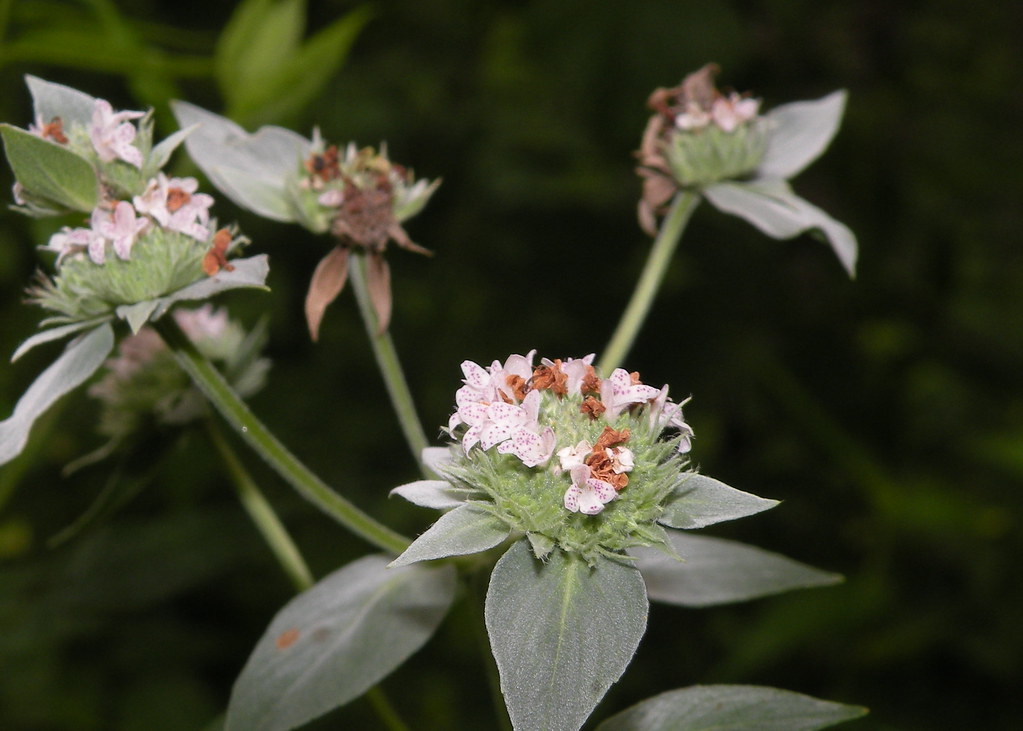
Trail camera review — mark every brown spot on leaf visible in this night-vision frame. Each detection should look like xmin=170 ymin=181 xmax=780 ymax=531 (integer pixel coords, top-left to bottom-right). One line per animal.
xmin=276 ymin=627 xmax=301 ymax=650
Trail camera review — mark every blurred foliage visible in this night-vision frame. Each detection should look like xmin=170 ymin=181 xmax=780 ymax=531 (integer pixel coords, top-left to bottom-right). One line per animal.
xmin=1 ymin=0 xmax=1022 ymax=729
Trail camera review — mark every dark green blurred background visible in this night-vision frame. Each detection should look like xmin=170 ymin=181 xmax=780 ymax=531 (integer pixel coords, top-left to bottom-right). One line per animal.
xmin=1 ymin=1 xmax=1020 ymax=729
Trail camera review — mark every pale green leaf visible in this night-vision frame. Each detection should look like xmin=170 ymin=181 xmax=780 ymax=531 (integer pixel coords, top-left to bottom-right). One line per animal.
xmin=148 ymin=255 xmax=271 ymax=321
xmin=116 ymin=301 xmax=161 ymax=334
xmin=632 ymin=533 xmax=842 ymax=608
xmin=486 ymin=540 xmax=648 ymax=731
xmin=389 ymin=479 xmax=472 ymax=510
xmin=226 ymin=554 xmax=456 ymax=731
xmin=758 ymin=90 xmax=848 ymax=180
xmin=389 ymin=503 xmax=509 ymax=567
xmin=11 ymin=316 xmax=112 ymax=362
xmin=25 ymin=74 xmax=97 ymax=128
xmin=595 ymin=685 xmax=867 ymax=731
xmin=1 ymin=124 xmax=99 ymax=212
xmin=171 ymin=101 xmax=310 ymax=221
xmin=703 ymin=180 xmax=857 ymax=276
xmin=658 ymin=473 xmax=778 ymax=530
xmin=0 ymin=324 xmax=114 ymax=466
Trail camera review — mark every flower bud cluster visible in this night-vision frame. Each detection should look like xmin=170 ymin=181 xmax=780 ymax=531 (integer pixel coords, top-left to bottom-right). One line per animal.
xmin=88 ymin=305 xmax=269 ymax=442
xmin=637 ymin=64 xmax=769 ymax=233
xmin=440 ymin=352 xmax=695 ymax=561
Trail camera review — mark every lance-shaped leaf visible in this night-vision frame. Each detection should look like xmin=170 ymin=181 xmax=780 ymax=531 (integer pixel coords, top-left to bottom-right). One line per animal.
xmin=595 ymin=685 xmax=867 ymax=731
xmin=226 ymin=554 xmax=456 ymax=731
xmin=486 ymin=540 xmax=648 ymax=731
xmin=632 ymin=532 xmax=841 ymax=607
xmin=703 ymin=178 xmax=857 ymax=276
xmin=11 ymin=317 xmax=113 ymax=362
xmin=658 ymin=473 xmax=778 ymax=530
xmin=149 ymin=254 xmax=271 ymax=321
xmin=389 ymin=503 xmax=510 ymax=567
xmin=26 ymin=74 xmax=97 ymax=128
xmin=0 ymin=323 xmax=114 ymax=466
xmin=171 ymin=101 xmax=310 ymax=221
xmin=390 ymin=479 xmax=473 ymax=510
xmin=758 ymin=90 xmax=848 ymax=180
xmin=1 ymin=124 xmax=99 ymax=212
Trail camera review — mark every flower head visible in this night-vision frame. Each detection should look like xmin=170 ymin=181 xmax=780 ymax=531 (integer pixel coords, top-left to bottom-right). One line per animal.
xmin=171 ymin=103 xmax=440 ymax=341
xmin=395 ymin=352 xmax=698 ymax=564
xmin=637 ymin=63 xmax=857 ymax=275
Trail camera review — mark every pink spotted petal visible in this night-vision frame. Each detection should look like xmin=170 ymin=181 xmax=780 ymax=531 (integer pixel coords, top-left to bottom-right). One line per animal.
xmin=563 ymin=485 xmax=582 ymax=512
xmin=461 ymin=360 xmax=490 ymax=389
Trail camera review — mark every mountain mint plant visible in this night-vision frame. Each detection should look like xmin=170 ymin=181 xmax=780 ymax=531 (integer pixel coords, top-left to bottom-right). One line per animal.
xmin=2 ymin=65 xmax=868 ymax=731
xmin=0 ymin=77 xmax=268 ymax=467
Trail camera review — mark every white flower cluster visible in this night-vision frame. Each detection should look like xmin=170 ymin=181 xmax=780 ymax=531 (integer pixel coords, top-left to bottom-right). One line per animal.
xmin=447 ymin=352 xmax=693 ymax=515
xmin=44 ymin=171 xmax=214 ymax=266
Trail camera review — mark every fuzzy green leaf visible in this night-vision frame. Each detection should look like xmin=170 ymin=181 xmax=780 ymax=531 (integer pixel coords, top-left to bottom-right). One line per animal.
xmin=595 ymin=685 xmax=867 ymax=731
xmin=1 ymin=124 xmax=98 ymax=212
xmin=658 ymin=473 xmax=778 ymax=530
xmin=171 ymin=101 xmax=309 ymax=221
xmin=703 ymin=179 xmax=857 ymax=276
xmin=633 ymin=533 xmax=842 ymax=608
xmin=486 ymin=540 xmax=648 ymax=731
xmin=0 ymin=324 xmax=114 ymax=466
xmin=148 ymin=254 xmax=271 ymax=322
xmin=226 ymin=554 xmax=456 ymax=731
xmin=758 ymin=90 xmax=848 ymax=180
xmin=11 ymin=317 xmax=112 ymax=362
xmin=389 ymin=479 xmax=473 ymax=510
xmin=389 ymin=503 xmax=509 ymax=567
xmin=25 ymin=74 xmax=96 ymax=128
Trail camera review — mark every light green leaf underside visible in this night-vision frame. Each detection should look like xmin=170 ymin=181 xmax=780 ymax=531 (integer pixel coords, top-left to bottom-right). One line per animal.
xmin=595 ymin=684 xmax=867 ymax=731
xmin=658 ymin=473 xmax=778 ymax=530
xmin=389 ymin=503 xmax=509 ymax=567
xmin=632 ymin=532 xmax=841 ymax=607
xmin=0 ymin=324 xmax=114 ymax=467
xmin=226 ymin=554 xmax=456 ymax=731
xmin=486 ymin=540 xmax=648 ymax=731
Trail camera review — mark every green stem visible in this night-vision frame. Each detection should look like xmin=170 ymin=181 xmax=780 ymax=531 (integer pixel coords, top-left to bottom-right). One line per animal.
xmin=206 ymin=419 xmax=314 ymax=592
xmin=597 ymin=191 xmax=700 ymax=374
xmin=154 ymin=317 xmax=409 ymax=555
xmin=348 ymin=253 xmax=431 ymax=472
xmin=365 ymin=687 xmax=412 ymax=731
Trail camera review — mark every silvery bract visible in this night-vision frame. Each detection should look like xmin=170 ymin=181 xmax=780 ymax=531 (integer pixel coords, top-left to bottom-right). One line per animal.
xmin=638 ymin=64 xmax=857 ymax=275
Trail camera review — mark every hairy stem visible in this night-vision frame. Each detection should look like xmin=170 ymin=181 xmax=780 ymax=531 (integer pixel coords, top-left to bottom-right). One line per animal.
xmin=348 ymin=253 xmax=431 ymax=472
xmin=155 ymin=317 xmax=409 ymax=555
xmin=598 ymin=191 xmax=700 ymax=373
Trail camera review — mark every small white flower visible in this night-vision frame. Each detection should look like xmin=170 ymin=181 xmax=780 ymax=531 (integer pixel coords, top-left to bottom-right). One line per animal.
xmin=607 ymin=446 xmax=635 ymax=474
xmin=600 ymin=368 xmax=661 ymax=420
xmin=92 ymin=201 xmax=148 ymax=260
xmin=563 ymin=464 xmax=616 ymax=515
xmin=133 ymin=174 xmax=214 ymax=241
xmin=90 ymin=99 xmax=144 ymax=168
xmin=46 ymin=225 xmax=106 ymax=265
xmin=557 ymin=440 xmax=592 ymax=472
